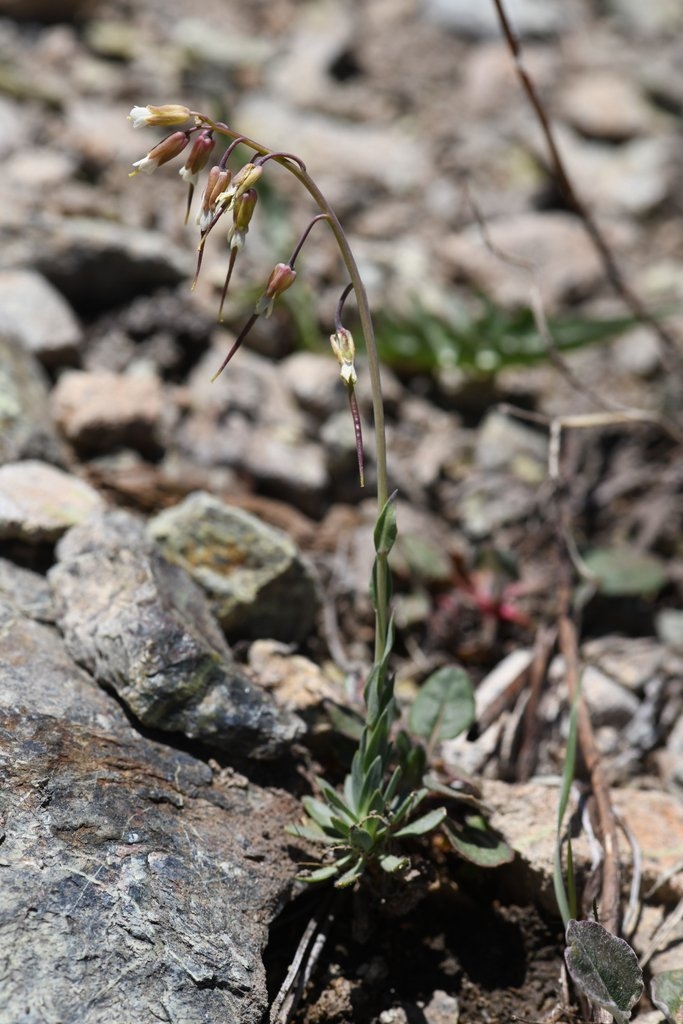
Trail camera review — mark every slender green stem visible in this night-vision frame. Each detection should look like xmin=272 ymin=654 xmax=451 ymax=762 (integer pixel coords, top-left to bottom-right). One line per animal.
xmin=198 ymin=117 xmax=390 ymax=658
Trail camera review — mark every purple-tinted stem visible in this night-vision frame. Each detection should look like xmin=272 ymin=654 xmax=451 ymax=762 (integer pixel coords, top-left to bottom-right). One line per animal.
xmin=211 ymin=312 xmax=259 ymax=382
xmin=348 ymin=385 xmax=365 ymax=488
xmin=218 ymin=248 xmax=238 ymax=322
xmin=335 ymin=282 xmax=353 ymax=333
xmin=288 ymin=214 xmax=330 ymax=269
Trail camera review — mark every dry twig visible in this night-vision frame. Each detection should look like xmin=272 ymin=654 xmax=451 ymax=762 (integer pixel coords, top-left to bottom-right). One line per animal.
xmin=491 ymin=0 xmax=683 ymax=378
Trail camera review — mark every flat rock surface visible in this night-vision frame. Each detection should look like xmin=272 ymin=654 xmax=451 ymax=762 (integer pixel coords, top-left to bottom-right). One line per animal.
xmin=0 ymin=708 xmax=299 ymax=1024
xmin=0 ymin=460 xmax=104 ymax=542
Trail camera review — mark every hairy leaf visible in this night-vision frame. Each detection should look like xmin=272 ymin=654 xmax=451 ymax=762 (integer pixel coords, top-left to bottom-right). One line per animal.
xmin=651 ymin=969 xmax=683 ymax=1024
xmin=564 ymin=919 xmax=643 ymax=1024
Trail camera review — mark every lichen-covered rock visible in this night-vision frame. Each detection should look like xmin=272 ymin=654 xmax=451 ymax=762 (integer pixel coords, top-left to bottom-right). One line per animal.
xmin=149 ymin=492 xmax=320 ymax=643
xmin=0 ymin=708 xmax=299 ymax=1024
xmin=49 ymin=509 xmax=302 ymax=757
xmin=0 ymin=460 xmax=104 ymax=542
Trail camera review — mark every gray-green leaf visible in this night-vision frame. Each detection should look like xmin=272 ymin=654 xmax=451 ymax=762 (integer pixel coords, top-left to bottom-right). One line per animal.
xmin=564 ymin=919 xmax=644 ymax=1024
xmin=651 ymin=969 xmax=683 ymax=1024
xmin=409 ymin=666 xmax=475 ymax=744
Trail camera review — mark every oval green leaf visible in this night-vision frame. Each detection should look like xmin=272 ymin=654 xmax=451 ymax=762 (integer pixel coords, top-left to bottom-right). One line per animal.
xmin=409 ymin=666 xmax=475 ymax=744
xmin=564 ymin=919 xmax=643 ymax=1024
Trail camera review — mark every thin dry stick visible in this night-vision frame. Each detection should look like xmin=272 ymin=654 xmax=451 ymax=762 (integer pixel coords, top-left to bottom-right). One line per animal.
xmin=491 ymin=0 xmax=683 ymax=376
xmin=516 ymin=623 xmax=556 ymax=782
xmin=558 ymin=599 xmax=621 ymax=939
xmin=270 ymin=899 xmax=335 ymax=1024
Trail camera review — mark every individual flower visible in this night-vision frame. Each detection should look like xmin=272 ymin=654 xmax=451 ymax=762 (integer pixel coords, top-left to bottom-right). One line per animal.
xmin=196 ymin=166 xmax=232 ymax=232
xmin=227 ymin=188 xmax=258 ymax=251
xmin=128 ymin=104 xmax=191 ymax=128
xmin=179 ymin=130 xmax=215 ymax=186
xmin=329 ymin=326 xmax=358 ymax=386
xmin=255 ymin=262 xmax=297 ymax=318
xmin=130 ymin=131 xmax=190 ymax=176
xmin=216 ymin=162 xmax=263 ymax=211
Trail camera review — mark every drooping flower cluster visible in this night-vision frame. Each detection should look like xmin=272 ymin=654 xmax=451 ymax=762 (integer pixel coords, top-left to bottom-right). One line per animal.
xmin=128 ymin=103 xmax=364 ymax=484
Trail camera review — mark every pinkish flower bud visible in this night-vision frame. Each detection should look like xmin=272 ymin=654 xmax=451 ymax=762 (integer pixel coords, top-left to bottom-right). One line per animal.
xmin=130 ymin=130 xmax=189 ymax=176
xmin=227 ymin=188 xmax=258 ymax=251
xmin=329 ymin=326 xmax=358 ymax=386
xmin=255 ymin=262 xmax=297 ymax=318
xmin=179 ymin=130 xmax=215 ymax=185
xmin=196 ymin=166 xmax=232 ymax=231
xmin=128 ymin=104 xmax=192 ymax=128
xmin=217 ymin=162 xmax=263 ymax=211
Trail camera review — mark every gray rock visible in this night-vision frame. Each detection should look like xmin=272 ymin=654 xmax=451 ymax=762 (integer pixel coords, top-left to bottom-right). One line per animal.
xmin=560 ymin=73 xmax=653 ymax=142
xmin=34 ymin=218 xmax=192 ymax=314
xmin=604 ymin=0 xmax=683 ymax=35
xmin=580 ymin=664 xmax=640 ymax=728
xmin=280 ymin=351 xmax=346 ymax=419
xmin=0 ymin=460 xmax=104 ymax=542
xmin=0 ymin=333 xmax=67 ymax=466
xmin=0 ymin=707 xmax=299 ymax=1024
xmin=236 ymin=94 xmax=431 ymax=202
xmin=51 ymin=369 xmax=167 ymax=457
xmin=0 ymin=558 xmax=54 ymax=621
xmin=149 ymin=492 xmax=320 ymax=644
xmin=49 ymin=510 xmax=302 ymax=758
xmin=475 ymin=409 xmax=548 ymax=476
xmin=0 ymin=269 xmax=82 ymax=367
xmin=438 ymin=212 xmax=604 ymax=311
xmin=0 ymin=596 xmax=129 ymax=734
xmin=549 ymin=130 xmax=680 ymax=218
xmin=420 ymin=0 xmax=580 ymax=38
xmin=241 ymin=427 xmax=329 ymax=518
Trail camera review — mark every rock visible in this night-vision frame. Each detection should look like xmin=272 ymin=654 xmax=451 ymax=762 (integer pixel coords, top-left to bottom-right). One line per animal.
xmin=555 ymin=130 xmax=679 ymax=217
xmin=280 ymin=351 xmax=346 ymax=419
xmin=420 ymin=0 xmax=581 ymax=38
xmin=560 ymin=73 xmax=653 ymax=142
xmin=475 ymin=409 xmax=547 ymax=477
xmin=0 ymin=269 xmax=82 ymax=366
xmin=0 ymin=0 xmax=96 ymax=19
xmin=0 ymin=707 xmax=299 ymax=1024
xmin=149 ymin=492 xmax=320 ymax=644
xmin=236 ymin=94 xmax=431 ymax=202
xmin=482 ymin=780 xmax=683 ymax=912
xmin=422 ymin=990 xmax=460 ymax=1024
xmin=34 ymin=218 xmax=192 ymax=315
xmin=613 ymin=327 xmax=662 ymax=378
xmin=52 ymin=369 xmax=166 ymax=457
xmin=0 ymin=461 xmax=104 ymax=543
xmin=581 ymin=636 xmax=668 ymax=692
xmin=0 ymin=596 xmax=129 ymax=734
xmin=579 ymin=664 xmax=640 ymax=728
xmin=248 ymin=639 xmax=339 ymax=711
xmin=604 ymin=0 xmax=683 ymax=35
xmin=656 ymin=608 xmax=683 ymax=651
xmin=0 ymin=333 xmax=67 ymax=467
xmin=438 ymin=212 xmax=604 ymax=310
xmin=49 ymin=510 xmax=303 ymax=757
xmin=0 ymin=558 xmax=54 ymax=621
xmin=172 ymin=17 xmax=275 ymax=73
xmin=240 ymin=426 xmax=330 ymax=518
